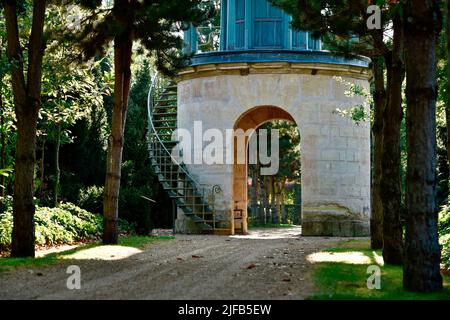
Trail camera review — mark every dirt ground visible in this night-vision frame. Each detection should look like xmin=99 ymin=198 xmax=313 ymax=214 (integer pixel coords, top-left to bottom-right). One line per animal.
xmin=0 ymin=227 xmax=355 ymax=300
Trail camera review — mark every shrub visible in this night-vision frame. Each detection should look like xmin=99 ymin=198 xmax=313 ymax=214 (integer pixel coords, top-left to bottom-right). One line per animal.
xmin=0 ymin=195 xmax=13 ymax=213
xmin=77 ymin=185 xmax=104 ymax=215
xmin=0 ymin=213 xmax=13 ymax=252
xmin=0 ymin=203 xmax=103 ymax=253
xmin=439 ymin=205 xmax=450 ymax=269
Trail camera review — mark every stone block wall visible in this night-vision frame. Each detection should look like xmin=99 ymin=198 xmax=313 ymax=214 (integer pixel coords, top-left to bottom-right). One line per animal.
xmin=175 ymin=62 xmax=371 ymax=236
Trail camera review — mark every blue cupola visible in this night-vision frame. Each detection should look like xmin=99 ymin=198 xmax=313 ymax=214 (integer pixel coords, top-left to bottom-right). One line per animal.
xmin=184 ymin=0 xmax=321 ymax=54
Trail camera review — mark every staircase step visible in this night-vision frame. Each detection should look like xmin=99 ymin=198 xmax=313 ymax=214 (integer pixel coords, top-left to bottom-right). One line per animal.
xmin=154 ymin=107 xmax=177 ymax=111
xmin=160 ymin=89 xmax=177 ymax=94
xmin=162 ymin=140 xmax=179 ymax=146
xmin=156 ymin=99 xmax=177 ymax=104
xmin=152 ymin=112 xmax=178 ymax=117
xmin=150 ymin=154 xmax=177 ymax=159
xmin=157 ymin=97 xmax=177 ymax=102
xmin=152 ymin=167 xmax=184 ymax=174
xmin=150 ymin=138 xmax=175 ymax=143
xmin=153 ymin=133 xmax=176 ymax=137
xmin=163 ymin=186 xmax=198 ymax=192
xmin=152 ymin=119 xmax=177 ymax=123
xmin=154 ymin=126 xmax=177 ymax=130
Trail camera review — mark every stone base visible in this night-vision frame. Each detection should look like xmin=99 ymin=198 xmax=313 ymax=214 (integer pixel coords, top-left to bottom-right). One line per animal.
xmin=302 ymin=220 xmax=370 ymax=237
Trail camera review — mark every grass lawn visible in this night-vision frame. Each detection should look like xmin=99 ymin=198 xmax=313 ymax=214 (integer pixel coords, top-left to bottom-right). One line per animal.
xmin=0 ymin=235 xmax=174 ymax=273
xmin=312 ymin=240 xmax=450 ymax=300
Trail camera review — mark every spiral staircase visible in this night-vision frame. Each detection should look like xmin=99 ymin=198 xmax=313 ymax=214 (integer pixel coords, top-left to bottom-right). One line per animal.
xmin=147 ymin=77 xmax=231 ymax=235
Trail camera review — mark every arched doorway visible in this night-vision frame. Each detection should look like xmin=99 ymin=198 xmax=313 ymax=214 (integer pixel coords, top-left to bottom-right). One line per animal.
xmin=232 ymin=106 xmax=299 ymax=235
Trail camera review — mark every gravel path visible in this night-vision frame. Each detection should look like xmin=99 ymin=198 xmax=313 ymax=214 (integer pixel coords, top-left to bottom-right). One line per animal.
xmin=0 ymin=227 xmax=351 ymax=300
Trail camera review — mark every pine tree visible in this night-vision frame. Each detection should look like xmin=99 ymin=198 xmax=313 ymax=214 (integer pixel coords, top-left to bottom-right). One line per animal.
xmin=403 ymin=0 xmax=443 ymax=293
xmin=271 ymin=0 xmax=404 ymax=262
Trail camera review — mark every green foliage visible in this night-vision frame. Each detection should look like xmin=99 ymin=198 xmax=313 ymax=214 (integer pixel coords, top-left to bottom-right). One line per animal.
xmin=73 ymin=0 xmax=215 ymax=75
xmin=333 ymin=76 xmax=372 ymax=124
xmin=0 ymin=168 xmax=12 ymax=189
xmin=439 ymin=205 xmax=450 ymax=269
xmin=248 ymin=120 xmax=301 ymax=225
xmin=257 ymin=120 xmax=301 ymax=182
xmin=196 ymin=0 xmax=221 ymax=53
xmin=0 ymin=203 xmax=103 ymax=252
xmin=58 ymin=83 xmax=110 ymax=203
xmin=78 ymin=185 xmax=104 ymax=215
xmin=436 ymin=43 xmax=450 ymax=206
xmin=0 ymin=19 xmax=16 ymax=197
xmin=0 ymin=212 xmax=13 ymax=253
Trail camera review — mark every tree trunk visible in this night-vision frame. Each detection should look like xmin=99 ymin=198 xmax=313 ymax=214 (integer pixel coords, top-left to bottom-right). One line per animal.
xmin=259 ymin=176 xmax=269 ymax=224
xmin=250 ymin=166 xmax=258 ymax=223
xmin=53 ymin=123 xmax=61 ymax=208
xmin=269 ymin=176 xmax=277 ymax=224
xmin=5 ymin=0 xmax=46 ymax=258
xmin=281 ymin=195 xmax=286 ymax=225
xmin=295 ymin=184 xmax=301 ymax=225
xmin=280 ymin=179 xmax=287 ymax=224
xmin=403 ymin=0 xmax=443 ymax=292
xmin=380 ymin=14 xmax=405 ymax=265
xmin=371 ymin=55 xmax=385 ymax=250
xmin=256 ymin=164 xmax=264 ymax=225
xmin=103 ymin=3 xmax=133 ymax=244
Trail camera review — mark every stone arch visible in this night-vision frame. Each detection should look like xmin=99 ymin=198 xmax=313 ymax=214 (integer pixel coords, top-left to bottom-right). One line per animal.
xmin=232 ymin=105 xmax=299 ymax=235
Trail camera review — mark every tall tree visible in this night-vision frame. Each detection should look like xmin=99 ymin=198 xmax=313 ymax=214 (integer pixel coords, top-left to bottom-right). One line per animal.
xmin=3 ymin=0 xmax=47 ymax=257
xmin=379 ymin=9 xmax=405 ymax=264
xmin=371 ymin=53 xmax=385 ymax=250
xmin=403 ymin=0 xmax=443 ymax=292
xmin=271 ymin=0 xmax=404 ymax=258
xmin=75 ymin=0 xmax=212 ymax=244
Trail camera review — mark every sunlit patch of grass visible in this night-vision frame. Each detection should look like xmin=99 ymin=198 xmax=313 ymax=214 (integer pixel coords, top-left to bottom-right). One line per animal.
xmin=0 ymin=236 xmax=173 ymax=272
xmin=307 ymin=251 xmax=372 ymax=265
xmin=312 ymin=240 xmax=450 ymax=300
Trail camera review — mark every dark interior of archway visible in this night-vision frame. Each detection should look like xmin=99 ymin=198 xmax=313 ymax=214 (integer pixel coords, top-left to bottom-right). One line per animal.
xmin=232 ymin=106 xmax=301 ymax=234
xmin=247 ymin=120 xmax=301 ymax=227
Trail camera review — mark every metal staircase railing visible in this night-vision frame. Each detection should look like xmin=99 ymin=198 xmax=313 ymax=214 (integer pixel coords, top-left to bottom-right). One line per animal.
xmin=147 ymin=75 xmax=230 ymax=234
